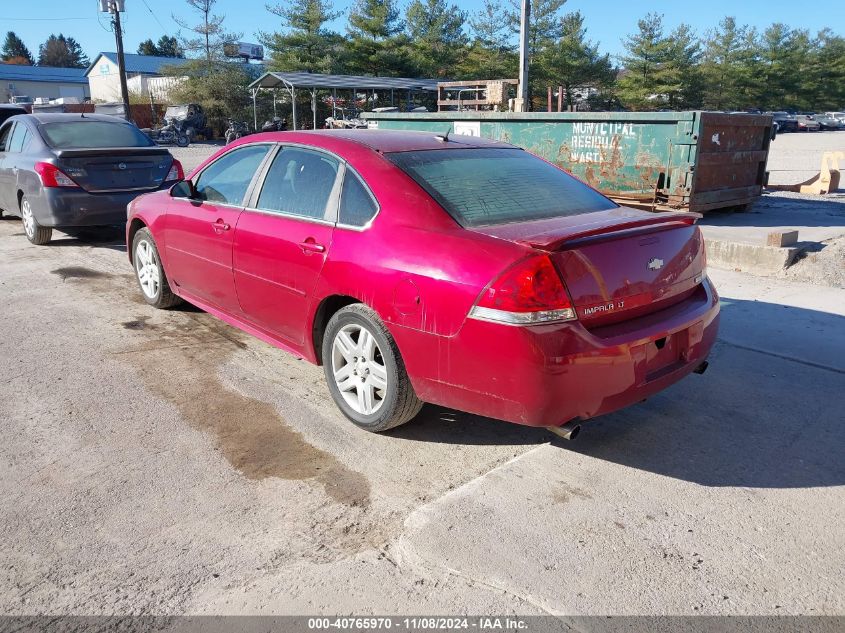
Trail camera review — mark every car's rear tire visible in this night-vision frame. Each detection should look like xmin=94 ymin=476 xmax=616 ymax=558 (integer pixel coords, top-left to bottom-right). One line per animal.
xmin=20 ymin=196 xmax=52 ymax=245
xmin=322 ymin=304 xmax=423 ymax=432
xmin=132 ymin=228 xmax=182 ymax=309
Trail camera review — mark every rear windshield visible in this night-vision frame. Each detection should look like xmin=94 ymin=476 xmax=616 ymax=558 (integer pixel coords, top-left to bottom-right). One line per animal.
xmin=39 ymin=121 xmax=155 ymax=149
xmin=387 ymin=148 xmax=615 ymax=227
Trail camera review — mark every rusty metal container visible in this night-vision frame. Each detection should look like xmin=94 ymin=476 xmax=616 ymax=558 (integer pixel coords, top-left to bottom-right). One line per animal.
xmin=362 ymin=110 xmax=773 ymax=213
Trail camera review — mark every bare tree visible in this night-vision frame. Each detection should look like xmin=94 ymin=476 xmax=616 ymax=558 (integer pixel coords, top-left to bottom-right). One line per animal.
xmin=173 ymin=0 xmax=241 ymax=64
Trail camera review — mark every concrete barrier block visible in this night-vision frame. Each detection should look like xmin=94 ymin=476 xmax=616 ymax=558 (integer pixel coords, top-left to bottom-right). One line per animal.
xmin=766 ymin=230 xmax=799 ymax=247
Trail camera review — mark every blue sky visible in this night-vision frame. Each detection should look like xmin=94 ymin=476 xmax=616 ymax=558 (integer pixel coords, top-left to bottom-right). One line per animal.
xmin=2 ymin=0 xmax=843 ymax=63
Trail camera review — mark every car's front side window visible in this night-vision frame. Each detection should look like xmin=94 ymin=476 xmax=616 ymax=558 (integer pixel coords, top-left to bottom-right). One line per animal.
xmin=193 ymin=144 xmax=271 ymax=205
xmin=255 ymin=147 xmax=340 ymax=221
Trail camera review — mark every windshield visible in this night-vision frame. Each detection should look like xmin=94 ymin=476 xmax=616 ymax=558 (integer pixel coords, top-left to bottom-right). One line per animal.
xmin=166 ymin=106 xmax=188 ymax=118
xmin=40 ymin=121 xmax=155 ymax=149
xmin=386 ymin=147 xmax=615 ymax=227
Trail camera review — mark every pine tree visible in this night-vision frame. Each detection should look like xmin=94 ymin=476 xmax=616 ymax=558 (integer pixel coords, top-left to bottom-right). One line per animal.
xmin=538 ymin=12 xmax=614 ymax=109
xmin=405 ymin=0 xmax=467 ymax=78
xmin=460 ymin=0 xmax=517 ymax=80
xmin=37 ymin=34 xmax=89 ymax=68
xmin=156 ymin=36 xmax=184 ymax=58
xmin=138 ymin=39 xmax=160 ymax=56
xmin=700 ymin=17 xmax=757 ymax=111
xmin=617 ymin=13 xmax=699 ymax=110
xmin=2 ymin=32 xmax=34 ymax=65
xmin=345 ymin=0 xmax=404 ymax=76
xmin=260 ymin=0 xmax=342 ymax=73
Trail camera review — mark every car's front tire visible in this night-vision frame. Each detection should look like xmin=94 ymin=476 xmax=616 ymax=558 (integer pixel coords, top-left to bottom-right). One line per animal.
xmin=20 ymin=195 xmax=52 ymax=245
xmin=132 ymin=228 xmax=182 ymax=309
xmin=322 ymin=304 xmax=423 ymax=432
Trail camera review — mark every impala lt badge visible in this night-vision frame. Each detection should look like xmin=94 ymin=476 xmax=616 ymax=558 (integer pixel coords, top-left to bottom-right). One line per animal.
xmin=648 ymin=257 xmax=664 ymax=271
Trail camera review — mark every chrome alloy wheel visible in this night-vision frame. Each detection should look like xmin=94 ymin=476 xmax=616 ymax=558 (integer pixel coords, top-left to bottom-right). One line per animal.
xmin=331 ymin=323 xmax=388 ymax=415
xmin=134 ymin=239 xmax=161 ymax=299
xmin=20 ymin=198 xmax=35 ymax=240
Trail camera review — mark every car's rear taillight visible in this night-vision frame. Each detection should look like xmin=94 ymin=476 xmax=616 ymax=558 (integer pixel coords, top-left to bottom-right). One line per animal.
xmin=469 ymin=255 xmax=577 ymax=325
xmin=165 ymin=159 xmax=184 ymax=182
xmin=34 ymin=162 xmax=79 ymax=188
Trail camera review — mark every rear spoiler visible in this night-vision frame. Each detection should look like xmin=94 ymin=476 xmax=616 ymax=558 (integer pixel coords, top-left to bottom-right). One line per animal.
xmin=523 ymin=212 xmax=701 ymax=251
xmin=54 ymin=146 xmax=171 ymax=158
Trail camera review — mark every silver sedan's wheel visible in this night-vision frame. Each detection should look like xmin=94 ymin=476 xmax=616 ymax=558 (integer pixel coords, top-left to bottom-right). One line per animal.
xmin=332 ymin=323 xmax=388 ymax=415
xmin=21 ymin=199 xmax=35 ymax=239
xmin=134 ymin=238 xmax=161 ymax=300
xmin=20 ymin=196 xmax=52 ymax=245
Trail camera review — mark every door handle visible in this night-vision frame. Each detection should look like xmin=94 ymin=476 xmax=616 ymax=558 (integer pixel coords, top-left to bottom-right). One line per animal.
xmin=298 ymin=239 xmax=326 ymax=254
xmin=212 ymin=219 xmax=230 ymax=233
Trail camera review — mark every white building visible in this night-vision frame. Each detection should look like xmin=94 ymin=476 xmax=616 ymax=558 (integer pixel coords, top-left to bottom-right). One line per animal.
xmin=86 ymin=52 xmax=190 ymax=102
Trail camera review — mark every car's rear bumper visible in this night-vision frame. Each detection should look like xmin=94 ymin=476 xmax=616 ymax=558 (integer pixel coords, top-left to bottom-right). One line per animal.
xmin=29 ymin=185 xmax=171 ymax=228
xmin=396 ymin=279 xmax=720 ymax=427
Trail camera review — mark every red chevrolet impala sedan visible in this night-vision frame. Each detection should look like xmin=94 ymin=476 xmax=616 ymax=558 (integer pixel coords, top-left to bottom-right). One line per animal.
xmin=126 ymin=130 xmax=719 ymax=435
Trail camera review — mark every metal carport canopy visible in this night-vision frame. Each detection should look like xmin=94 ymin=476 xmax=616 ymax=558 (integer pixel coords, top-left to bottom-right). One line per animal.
xmin=248 ymin=71 xmax=439 ymax=130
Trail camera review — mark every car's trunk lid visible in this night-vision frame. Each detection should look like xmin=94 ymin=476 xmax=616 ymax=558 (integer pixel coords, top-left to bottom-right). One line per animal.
xmin=55 ymin=147 xmax=173 ymax=193
xmin=470 ymin=207 xmax=706 ymax=327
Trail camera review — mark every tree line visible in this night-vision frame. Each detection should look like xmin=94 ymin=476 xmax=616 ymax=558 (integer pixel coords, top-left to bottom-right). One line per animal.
xmin=3 ymin=0 xmax=844 ymax=112
xmin=2 ymin=32 xmax=89 ymax=69
xmin=255 ymin=0 xmax=845 ymax=112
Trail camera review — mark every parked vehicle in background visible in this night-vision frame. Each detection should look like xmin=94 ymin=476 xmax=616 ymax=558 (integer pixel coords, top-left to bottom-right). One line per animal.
xmin=224 ymin=118 xmax=251 ymax=145
xmin=826 ymin=112 xmax=845 ymax=124
xmin=770 ymin=112 xmax=798 ymax=132
xmin=813 ymin=114 xmax=843 ymax=130
xmin=0 ymin=113 xmax=182 ymax=245
xmin=796 ymin=115 xmax=821 ymax=132
xmin=261 ymin=117 xmax=287 ymax=132
xmin=162 ymin=104 xmax=211 ymax=141
xmin=144 ymin=115 xmax=190 ymax=147
xmin=0 ymin=105 xmax=27 ymax=126
xmin=126 ymin=130 xmax=718 ymax=435
xmin=142 ymin=104 xmax=212 ymax=146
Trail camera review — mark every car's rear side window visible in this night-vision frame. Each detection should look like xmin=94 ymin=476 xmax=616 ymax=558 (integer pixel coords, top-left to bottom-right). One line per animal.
xmin=8 ymin=123 xmax=30 ymax=153
xmin=338 ymin=170 xmax=378 ymax=227
xmin=40 ymin=121 xmax=155 ymax=149
xmin=386 ymin=148 xmax=615 ymax=227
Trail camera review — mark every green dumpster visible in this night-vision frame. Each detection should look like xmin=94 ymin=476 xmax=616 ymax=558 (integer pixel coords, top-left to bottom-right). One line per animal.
xmin=361 ymin=111 xmax=773 ymax=213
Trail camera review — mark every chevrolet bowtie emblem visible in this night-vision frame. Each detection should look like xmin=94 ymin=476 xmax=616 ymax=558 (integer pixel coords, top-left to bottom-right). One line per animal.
xmin=647 ymin=257 xmax=664 ymax=271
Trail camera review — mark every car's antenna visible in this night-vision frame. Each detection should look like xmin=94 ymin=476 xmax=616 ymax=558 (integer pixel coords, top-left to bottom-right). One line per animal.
xmin=435 ymin=127 xmax=451 ymax=143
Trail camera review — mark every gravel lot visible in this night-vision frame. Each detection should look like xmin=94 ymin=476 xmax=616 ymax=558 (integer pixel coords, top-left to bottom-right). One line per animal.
xmin=0 ymin=133 xmax=842 ymax=620
xmin=766 ymin=129 xmax=845 ymax=186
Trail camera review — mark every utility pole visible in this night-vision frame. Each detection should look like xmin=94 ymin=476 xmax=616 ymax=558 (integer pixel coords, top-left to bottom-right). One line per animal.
xmin=517 ymin=0 xmax=531 ymax=112
xmin=101 ymin=0 xmax=132 ymax=123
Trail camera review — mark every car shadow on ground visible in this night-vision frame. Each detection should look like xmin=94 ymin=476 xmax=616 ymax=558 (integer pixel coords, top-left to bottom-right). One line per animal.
xmin=393 ymin=298 xmax=845 ymax=490
xmin=48 ymin=226 xmax=127 ymax=252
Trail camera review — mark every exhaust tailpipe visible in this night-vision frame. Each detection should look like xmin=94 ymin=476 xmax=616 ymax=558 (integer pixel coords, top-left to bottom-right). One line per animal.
xmin=547 ymin=420 xmax=581 ymax=441
xmin=693 ymin=361 xmax=709 ymax=375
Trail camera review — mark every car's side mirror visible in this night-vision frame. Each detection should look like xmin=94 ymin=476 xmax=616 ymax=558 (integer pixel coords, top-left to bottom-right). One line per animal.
xmin=170 ymin=179 xmax=195 ymax=199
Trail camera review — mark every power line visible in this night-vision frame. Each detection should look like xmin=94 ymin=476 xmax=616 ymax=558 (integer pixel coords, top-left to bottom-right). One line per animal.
xmin=138 ymin=0 xmax=170 ymax=35
xmin=0 ymin=17 xmax=91 ymax=21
